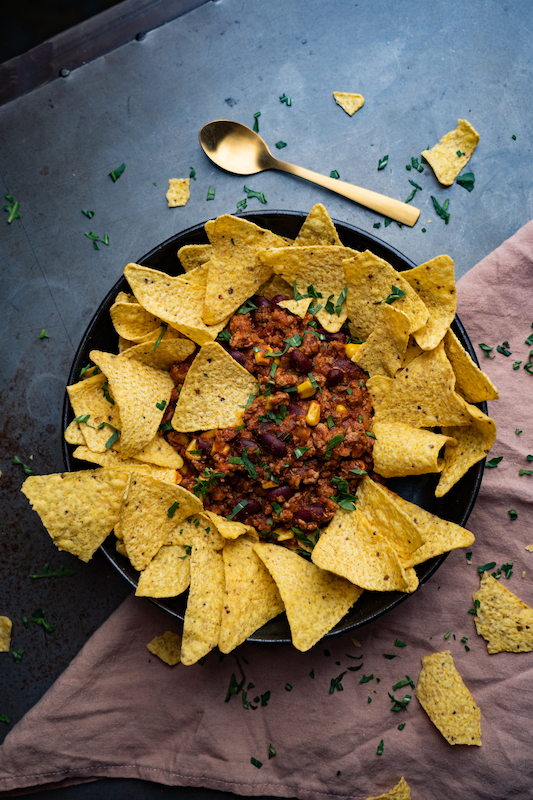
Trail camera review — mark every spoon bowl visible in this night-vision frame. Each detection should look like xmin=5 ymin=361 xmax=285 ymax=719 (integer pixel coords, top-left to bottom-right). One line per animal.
xmin=199 ymin=119 xmax=420 ymax=226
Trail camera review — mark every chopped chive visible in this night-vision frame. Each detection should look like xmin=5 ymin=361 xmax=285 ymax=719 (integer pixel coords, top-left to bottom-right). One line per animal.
xmin=479 ymin=343 xmax=494 ymax=357
xmin=167 ymin=501 xmax=180 ymax=519
xmin=253 ymin=112 xmax=261 ymax=132
xmin=431 ymin=195 xmax=450 ymax=224
xmin=378 ymin=155 xmax=388 ymax=170
xmin=508 ymin=509 xmax=518 ymax=520
xmin=275 ymin=141 xmax=287 ymax=149
xmin=376 ymin=740 xmax=384 ymax=756
xmin=279 ymin=94 xmax=292 ymax=106
xmin=109 ymin=163 xmax=126 ymax=182
xmin=81 ymin=209 xmax=94 ymax=218
xmin=243 ymin=185 xmax=267 ymax=204
xmin=330 ymin=170 xmax=340 ymax=179
xmin=206 ymin=186 xmax=215 ymax=201
xmin=251 ymin=757 xmax=262 ymax=769
xmin=478 ymin=562 xmax=496 ymax=573
xmin=189 ymin=167 xmax=196 ymax=180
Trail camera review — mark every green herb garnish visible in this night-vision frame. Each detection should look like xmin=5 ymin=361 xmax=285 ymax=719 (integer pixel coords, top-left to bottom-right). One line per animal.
xmin=155 ymin=400 xmax=167 ymax=411
xmin=324 ymin=434 xmax=344 ymax=460
xmin=374 ymin=285 xmax=407 ymax=306
xmin=275 ymin=141 xmax=287 ymax=149
xmin=152 ymin=321 xmax=168 ymax=352
xmin=279 ymin=93 xmax=292 ymax=105
xmin=189 ymin=167 xmax=196 ymax=180
xmin=479 ymin=343 xmax=494 ymax=357
xmin=269 ymin=744 xmax=276 ymax=758
xmin=508 ymin=509 xmax=518 ymax=520
xmin=478 ymin=561 xmax=496 ymax=574
xmin=206 ymin=186 xmax=215 ymax=201
xmin=376 ymin=740 xmax=384 ymax=756
xmin=109 ymin=163 xmax=126 ymax=182
xmin=12 ymin=456 xmax=33 ymax=476
xmin=251 ymin=757 xmax=262 ymax=769
xmin=378 ymin=155 xmax=389 ymax=170
xmin=244 ymin=185 xmax=267 ymax=204
xmin=253 ymin=112 xmax=261 ymax=132
xmin=431 ymin=195 xmax=450 ymax=224
xmin=330 ymin=170 xmax=340 ymax=179
xmin=227 ymin=499 xmax=248 ymax=520
xmin=12 ymin=649 xmax=24 ymax=663
xmin=31 ymin=608 xmax=55 ymax=632
xmin=456 ymin=172 xmax=475 ymax=191
xmin=360 ymin=674 xmax=373 ymax=683
xmin=486 ymin=456 xmax=502 ymax=468
xmin=4 ymin=200 xmax=20 ymax=223
xmin=30 ymin=563 xmax=76 ymax=579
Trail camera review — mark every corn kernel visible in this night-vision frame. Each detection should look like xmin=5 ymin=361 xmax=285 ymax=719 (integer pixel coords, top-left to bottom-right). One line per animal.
xmin=273 ymin=528 xmax=294 ymax=541
xmin=262 ymin=481 xmax=278 ymax=489
xmin=345 ymin=343 xmax=360 ymax=360
xmin=185 ymin=439 xmax=201 ymax=461
xmin=336 ymin=404 xmax=348 ymax=419
xmin=297 ymin=379 xmax=316 ymax=399
xmin=219 ymin=444 xmax=230 ymax=457
xmin=174 ymin=471 xmax=182 ymax=485
xmin=179 ymin=462 xmax=189 ymax=476
xmin=254 ymin=345 xmax=274 ymax=365
xmin=202 ymin=429 xmax=216 ymax=439
xmin=174 ymin=432 xmax=190 ymax=447
xmin=265 ymin=396 xmax=274 ymax=411
xmin=305 ymin=400 xmax=321 ymax=426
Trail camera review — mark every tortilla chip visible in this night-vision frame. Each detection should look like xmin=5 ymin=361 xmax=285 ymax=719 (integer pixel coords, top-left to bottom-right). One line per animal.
xmin=219 ymin=536 xmax=284 ymax=653
xmin=333 ymin=91 xmax=364 ymax=116
xmin=365 ymin=375 xmax=393 ymax=411
xmin=109 ymin=301 xmax=161 ymax=343
xmin=67 ymin=373 xmax=121 ymax=453
xmin=120 ymin=337 xmax=196 ymax=372
xmin=164 ymin=513 xmax=224 ymax=550
xmin=0 ymin=616 xmax=12 ymax=652
xmin=422 ymin=119 xmax=480 ymax=186
xmin=444 ymin=329 xmax=499 ymax=402
xmin=376 ymin=484 xmax=474 ymax=566
xmin=402 ymin=337 xmax=423 ymax=367
xmin=181 ymin=538 xmax=225 ymax=665
xmin=178 ymin=243 xmax=212 ymax=272
xmin=374 ymin=342 xmax=470 ymax=429
xmin=365 ymin=777 xmax=411 ymax=800
xmin=401 ymin=256 xmax=457 ymax=350
xmin=116 ymin=538 xmax=128 ymax=556
xmin=90 ymin=350 xmax=174 ymax=457
xmin=64 ymin=419 xmax=86 ymax=446
xmin=343 ymin=251 xmax=429 ymax=339
xmin=72 ymin=446 xmax=179 ymax=484
xmin=311 ymin=509 xmax=411 ymax=592
xmin=136 ymin=544 xmax=191 ymax=598
xmin=21 ymin=469 xmax=129 ymax=562
xmin=146 ymin=631 xmax=182 ymax=665
xmin=257 ymin=274 xmax=293 ymax=301
xmin=294 ymin=203 xmax=342 ymax=246
xmin=204 ymin=219 xmax=215 ymax=241
xmin=372 ymin=422 xmax=457 ymax=478
xmin=201 ymin=510 xmax=255 ymax=541
xmin=255 ymin=542 xmax=362 ymax=651
xmin=118 ymin=336 xmax=134 ymax=353
xmin=171 ymin=342 xmax=258 ymax=432
xmin=353 ymin=305 xmax=410 ymax=378
xmin=114 ymin=291 xmax=135 ymax=304
xmin=277 ymin=297 xmax=312 ymax=318
xmin=166 ymin=178 xmax=190 ymax=207
xmin=202 ymin=215 xmax=286 ymax=325
xmin=474 ymin=573 xmax=533 ymax=654
xmin=260 ymin=245 xmax=355 ymax=332
xmin=124 ymin=263 xmax=228 ymax=346
xmin=120 ymin=473 xmax=202 ymax=571
xmin=436 ymin=402 xmax=497 ymax=497
xmin=415 ymin=650 xmax=481 ymax=745
xmin=356 ymin=476 xmax=425 ymax=559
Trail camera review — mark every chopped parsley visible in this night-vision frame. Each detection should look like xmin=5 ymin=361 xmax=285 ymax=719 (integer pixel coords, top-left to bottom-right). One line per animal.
xmin=253 ymin=111 xmax=261 ymax=132
xmin=374 ymin=285 xmax=406 ymax=306
xmin=101 ymin=381 xmax=114 ymax=404
xmin=376 ymin=740 xmax=384 ymax=756
xmin=275 ymin=141 xmax=287 ymax=149
xmin=109 ymin=163 xmax=126 ymax=182
xmin=206 ymin=186 xmax=215 ymax=201
xmin=279 ymin=93 xmax=292 ymax=105
xmin=330 ymin=170 xmax=340 ymax=179
xmin=251 ymin=757 xmax=262 ymax=769
xmin=237 ymin=300 xmax=259 ymax=315
xmin=30 ymin=563 xmax=76 ymax=579
xmin=373 ymin=222 xmax=381 ymax=229
xmin=486 ymin=456 xmax=502 ymax=468
xmin=456 ymin=172 xmax=475 ymax=192
xmin=153 ymin=321 xmax=168 ymax=352
xmin=244 ymin=185 xmax=267 ymax=204
xmin=360 ymin=674 xmax=373 ymax=683
xmin=167 ymin=501 xmax=180 ymax=519
xmin=31 ymin=608 xmax=55 ymax=632
xmin=155 ymin=399 xmax=167 ymax=411
xmin=329 ymin=672 xmax=347 ymax=693
xmin=378 ymin=155 xmax=389 ymax=170
xmin=395 ymin=639 xmax=406 ymax=647
xmin=193 ymin=469 xmax=225 ymax=500
xmin=4 ymin=198 xmax=20 ymax=223
xmin=269 ymin=744 xmax=276 ymax=759
xmin=12 ymin=649 xmax=24 ymax=663
xmin=189 ymin=167 xmax=196 ymax=180
xmin=398 ymin=723 xmax=406 ymax=731
xmin=513 ymin=361 xmax=522 ymax=370
xmin=324 ymin=434 xmax=344 ymax=460
xmin=479 ymin=343 xmax=494 ymax=357
xmin=236 ymin=198 xmax=247 ymax=211
xmin=389 ymin=693 xmax=411 ymax=712
xmin=508 ymin=509 xmax=518 ymax=520
xmin=12 ymin=456 xmax=33 ymax=476
xmin=516 ymin=428 xmax=522 ymax=435
xmin=431 ymin=195 xmax=450 ymax=224
xmin=0 ymin=714 xmax=11 ymax=723
xmin=392 ymin=676 xmax=414 ymax=691
xmin=39 ymin=329 xmax=50 ymax=339
xmin=294 ymin=446 xmax=311 ymax=459
xmin=497 ymin=344 xmax=512 ymax=356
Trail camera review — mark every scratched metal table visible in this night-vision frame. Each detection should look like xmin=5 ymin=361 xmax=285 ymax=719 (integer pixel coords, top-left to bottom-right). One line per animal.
xmin=1 ymin=0 xmax=532 ymax=796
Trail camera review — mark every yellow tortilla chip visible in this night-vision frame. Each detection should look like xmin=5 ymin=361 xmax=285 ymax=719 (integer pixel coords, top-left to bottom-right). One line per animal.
xmin=166 ymin=178 xmax=190 ymax=207
xmin=333 ymin=91 xmax=364 ymax=116
xmin=124 ymin=263 xmax=228 ymax=346
xmin=365 ymin=777 xmax=411 ymax=800
xmin=375 ymin=342 xmax=470 ymax=429
xmin=181 ymin=538 xmax=225 ymax=665
xmin=120 ymin=337 xmax=196 ymax=371
xmin=356 ymin=476 xmax=425 ymax=559
xmin=202 ymin=215 xmax=286 ymax=325
xmin=201 ymin=510 xmax=255 ymax=541
xmin=116 ymin=538 xmax=128 ymax=557
xmin=376 ymin=483 xmax=474 ymax=566
xmin=64 ymin=419 xmax=86 ymax=446
xmin=260 ymin=245 xmax=354 ymax=332
xmin=21 ymin=469 xmax=129 ymax=562
xmin=277 ymin=297 xmax=312 ymax=318
xmin=0 ymin=616 xmax=12 ymax=652
xmin=136 ymin=544 xmax=191 ymax=598
xmin=164 ymin=513 xmax=224 ymax=550
xmin=436 ymin=402 xmax=497 ymax=497
xmin=402 ymin=337 xmax=423 ymax=368
xmin=444 ymin=329 xmax=499 ymax=402
xmin=401 ymin=256 xmax=457 ymax=350
xmin=294 ymin=203 xmax=342 ymax=246
xmin=114 ymin=291 xmax=135 ymax=304
xmin=118 ymin=336 xmax=134 ymax=353
xmin=311 ymin=509 xmax=411 ymax=592
xmin=473 ymin=573 xmax=533 ymax=654
xmin=257 ymin=274 xmax=293 ymax=301
xmin=67 ymin=373 xmax=121 ymax=453
xmin=90 ymin=350 xmax=174 ymax=457
xmin=120 ymin=473 xmax=202 ymax=571
xmin=343 ymin=251 xmax=429 ymax=339
xmin=219 ymin=536 xmax=284 ymax=653
xmin=415 ymin=650 xmax=481 ymax=745
xmin=353 ymin=305 xmax=410 ymax=378
xmin=146 ymin=631 xmax=182 ymax=665
xmin=372 ymin=422 xmax=457 ymax=478
xmin=178 ymin=243 xmax=212 ymax=272
xmin=255 ymin=542 xmax=362 ymax=651
xmin=72 ymin=445 xmax=178 ymax=484
xmin=171 ymin=342 xmax=258 ymax=432
xmin=422 ymin=119 xmax=480 ymax=186
xmin=365 ymin=375 xmax=393 ymax=410
xmin=109 ymin=300 xmax=161 ymax=343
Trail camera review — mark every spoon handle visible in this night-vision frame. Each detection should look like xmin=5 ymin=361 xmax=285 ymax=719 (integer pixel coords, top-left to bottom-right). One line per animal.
xmin=271 ymin=158 xmax=420 ymax=227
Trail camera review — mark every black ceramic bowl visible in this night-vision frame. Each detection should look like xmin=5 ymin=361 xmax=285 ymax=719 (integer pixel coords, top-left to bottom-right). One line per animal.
xmin=62 ymin=211 xmax=485 ymax=643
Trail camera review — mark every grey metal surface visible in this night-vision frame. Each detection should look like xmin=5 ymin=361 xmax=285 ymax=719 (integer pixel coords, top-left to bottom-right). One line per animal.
xmin=0 ymin=0 xmax=532 ymax=796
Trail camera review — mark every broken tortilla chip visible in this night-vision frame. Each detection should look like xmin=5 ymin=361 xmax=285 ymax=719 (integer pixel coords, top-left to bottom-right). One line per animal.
xmin=294 ymin=203 xmax=342 ymax=246
xmin=146 ymin=631 xmax=182 ymax=665
xmin=401 ymin=256 xmax=457 ymax=350
xmin=277 ymin=297 xmax=312 ymax=318
xmin=21 ymin=469 xmax=129 ymax=562
xmin=166 ymin=178 xmax=190 ymax=207
xmin=333 ymin=92 xmax=364 ymax=116
xmin=353 ymin=305 xmax=410 ymax=378
xmin=473 ymin=573 xmax=533 ymax=654
xmin=365 ymin=777 xmax=411 ymax=800
xmin=422 ymin=119 xmax=480 ymax=186
xmin=64 ymin=419 xmax=86 ymax=446
xmin=372 ymin=422 xmax=457 ymax=478
xmin=415 ymin=650 xmax=481 ymax=745
xmin=136 ymin=544 xmax=191 ymax=598
xmin=110 ymin=300 xmax=161 ymax=343
xmin=171 ymin=342 xmax=258 ymax=432
xmin=201 ymin=510 xmax=255 ymax=541
xmin=255 ymin=541 xmax=362 ymax=651
xmin=444 ymin=328 xmax=499 ymax=402
xmin=436 ymin=402 xmax=497 ymax=497
xmin=257 ymin=274 xmax=293 ymax=301
xmin=0 ymin=616 xmax=12 ymax=652
xmin=181 ymin=538 xmax=225 ymax=665
xmin=178 ymin=243 xmax=212 ymax=272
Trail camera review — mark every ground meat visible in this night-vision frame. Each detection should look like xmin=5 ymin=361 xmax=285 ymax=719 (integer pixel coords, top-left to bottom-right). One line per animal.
xmin=164 ymin=295 xmax=376 ymax=552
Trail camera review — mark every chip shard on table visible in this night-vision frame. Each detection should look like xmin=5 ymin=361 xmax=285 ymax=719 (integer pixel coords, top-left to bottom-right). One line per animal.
xmin=415 ymin=650 xmax=481 ymax=745
xmin=0 ymin=616 xmax=12 ymax=652
xmin=332 ymin=91 xmax=364 ymax=116
xmin=422 ymin=119 xmax=480 ymax=186
xmin=146 ymin=631 xmax=182 ymax=665
xmin=473 ymin=573 xmax=533 ymax=654
xmin=166 ymin=178 xmax=190 ymax=207
xmin=365 ymin=776 xmax=411 ymax=800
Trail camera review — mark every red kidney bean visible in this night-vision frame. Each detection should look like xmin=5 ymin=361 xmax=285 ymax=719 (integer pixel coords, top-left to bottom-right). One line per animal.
xmin=267 ymin=484 xmax=294 ymax=503
xmin=240 ymin=498 xmax=262 ymax=516
xmin=258 ymin=432 xmax=288 ymax=458
xmin=270 ymin=294 xmax=288 ymax=309
xmin=290 ymin=349 xmax=313 ymax=372
xmin=333 ymin=358 xmax=357 ymax=373
xmin=326 ymin=367 xmax=344 ymax=386
xmin=238 ymin=438 xmax=257 ymax=452
xmin=228 ymin=349 xmax=247 ymax=368
xmin=253 ymin=295 xmax=271 ymax=308
xmin=326 ymin=332 xmax=347 ymax=343
xmin=287 ymin=403 xmax=304 ymax=416
xmin=196 ymin=437 xmax=212 ymax=456
xmin=296 ymin=504 xmax=326 ymax=523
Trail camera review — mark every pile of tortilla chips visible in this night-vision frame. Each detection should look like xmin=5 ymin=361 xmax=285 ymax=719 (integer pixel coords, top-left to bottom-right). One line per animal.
xmin=21 ymin=204 xmax=497 ymax=659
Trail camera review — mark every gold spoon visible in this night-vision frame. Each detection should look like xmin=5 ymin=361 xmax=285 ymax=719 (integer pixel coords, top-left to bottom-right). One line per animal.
xmin=199 ymin=120 xmax=420 ymax=227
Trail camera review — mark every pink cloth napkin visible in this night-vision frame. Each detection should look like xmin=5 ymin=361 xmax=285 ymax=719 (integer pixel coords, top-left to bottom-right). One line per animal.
xmin=2 ymin=221 xmax=533 ymax=799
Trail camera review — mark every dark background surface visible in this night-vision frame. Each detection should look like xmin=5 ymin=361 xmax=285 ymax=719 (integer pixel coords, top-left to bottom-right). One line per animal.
xmin=1 ymin=0 xmax=532 ymax=796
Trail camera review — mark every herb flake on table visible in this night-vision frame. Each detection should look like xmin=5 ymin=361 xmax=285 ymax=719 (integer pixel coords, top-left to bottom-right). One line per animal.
xmin=0 ymin=715 xmax=10 ymax=723
xmin=31 ymin=609 xmax=55 ymax=632
xmin=395 ymin=639 xmax=406 ymax=647
xmin=251 ymin=757 xmax=262 ymax=769
xmin=376 ymin=740 xmax=384 ymax=756
xmin=275 ymin=141 xmax=287 ymax=149
xmin=330 ymin=170 xmax=340 ymax=179
xmin=109 ymin=163 xmax=126 ymax=182
xmin=39 ymin=329 xmax=50 ymax=339
xmin=206 ymin=186 xmax=215 ymax=201
xmin=392 ymin=676 xmax=414 ymax=691
xmin=189 ymin=167 xmax=196 ymax=180
xmin=486 ymin=456 xmax=502 ymax=468
xmin=30 ymin=563 xmax=76 ymax=579
xmin=12 ymin=456 xmax=33 ymax=476
xmin=81 ymin=209 xmax=94 ymax=218
xmin=479 ymin=343 xmax=494 ymax=357
xmin=508 ymin=509 xmax=518 ymax=520
xmin=456 ymin=172 xmax=475 ymax=191
xmin=279 ymin=93 xmax=292 ymax=105
xmin=4 ymin=197 xmax=20 ymax=223
xmin=497 ymin=344 xmax=511 ymax=356
xmin=330 ymin=671 xmax=347 ymax=693
xmin=244 ymin=186 xmax=267 ymax=204
xmin=12 ymin=649 xmax=24 ymax=663
xmin=431 ymin=195 xmax=450 ymax=224
xmin=378 ymin=155 xmax=388 ymax=170
xmin=269 ymin=744 xmax=276 ymax=758
xmin=253 ymin=112 xmax=261 ymax=132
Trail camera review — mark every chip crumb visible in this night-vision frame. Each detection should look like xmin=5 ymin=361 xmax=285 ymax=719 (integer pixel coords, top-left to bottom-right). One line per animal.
xmin=146 ymin=631 xmax=182 ymax=665
xmin=473 ymin=572 xmax=533 ymax=653
xmin=525 ymin=545 xmax=533 ymax=552
xmin=0 ymin=617 xmax=12 ymax=652
xmin=166 ymin=178 xmax=190 ymax=208
xmin=522 ymin=571 xmax=526 ymax=579
xmin=332 ymin=91 xmax=365 ymax=116
xmin=351 ymin=638 xmax=361 ymax=647
xmin=365 ymin=776 xmax=411 ymax=800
